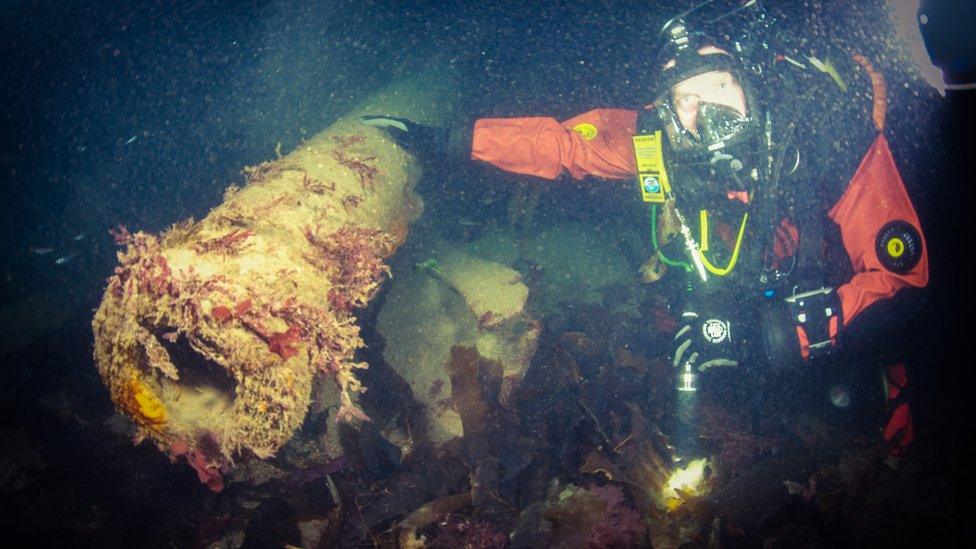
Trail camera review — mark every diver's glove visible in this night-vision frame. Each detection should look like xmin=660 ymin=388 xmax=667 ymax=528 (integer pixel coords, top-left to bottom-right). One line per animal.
xmin=358 ymin=115 xmax=449 ymax=157
xmin=672 ymin=311 xmax=739 ymax=371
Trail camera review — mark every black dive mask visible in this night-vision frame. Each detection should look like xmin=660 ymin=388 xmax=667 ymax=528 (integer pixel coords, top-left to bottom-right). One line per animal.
xmin=656 ymin=68 xmax=759 ymax=158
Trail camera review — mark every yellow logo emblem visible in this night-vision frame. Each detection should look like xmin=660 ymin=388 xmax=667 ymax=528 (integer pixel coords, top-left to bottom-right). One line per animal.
xmin=573 ymin=123 xmax=598 ymax=141
xmin=886 ymin=237 xmax=905 ymax=258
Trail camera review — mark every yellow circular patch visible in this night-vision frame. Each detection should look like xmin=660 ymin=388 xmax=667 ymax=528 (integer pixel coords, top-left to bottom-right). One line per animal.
xmin=572 ymin=123 xmax=598 ymax=141
xmin=886 ymin=237 xmax=905 ymax=258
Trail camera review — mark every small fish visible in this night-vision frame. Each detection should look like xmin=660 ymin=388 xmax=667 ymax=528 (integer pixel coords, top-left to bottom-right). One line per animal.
xmin=72 ymin=232 xmax=86 ymax=241
xmin=413 ymin=258 xmax=443 ymax=275
xmin=123 ymin=135 xmax=138 ymax=145
xmin=54 ymin=252 xmax=79 ymax=265
xmin=457 ymin=218 xmax=481 ymax=226
xmin=29 ymin=246 xmax=54 ymax=255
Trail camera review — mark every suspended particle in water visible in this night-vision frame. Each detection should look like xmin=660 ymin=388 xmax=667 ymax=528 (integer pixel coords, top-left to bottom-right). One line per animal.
xmin=829 ymin=384 xmax=851 ymax=408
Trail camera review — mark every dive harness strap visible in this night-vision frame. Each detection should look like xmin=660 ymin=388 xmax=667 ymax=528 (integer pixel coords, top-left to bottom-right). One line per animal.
xmin=761 ymin=285 xmax=842 ymax=367
xmin=785 ymin=286 xmax=842 ymax=361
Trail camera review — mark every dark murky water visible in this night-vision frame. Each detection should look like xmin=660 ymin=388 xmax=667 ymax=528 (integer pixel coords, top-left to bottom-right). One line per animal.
xmin=1 ymin=0 xmax=972 ymax=546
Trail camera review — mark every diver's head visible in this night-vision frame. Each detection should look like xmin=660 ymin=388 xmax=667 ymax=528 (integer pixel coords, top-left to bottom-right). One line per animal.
xmin=651 ymin=19 xmax=759 ymax=158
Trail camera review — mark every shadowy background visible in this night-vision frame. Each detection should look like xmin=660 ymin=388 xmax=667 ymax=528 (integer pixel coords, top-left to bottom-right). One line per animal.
xmin=0 ymin=0 xmax=971 ymax=544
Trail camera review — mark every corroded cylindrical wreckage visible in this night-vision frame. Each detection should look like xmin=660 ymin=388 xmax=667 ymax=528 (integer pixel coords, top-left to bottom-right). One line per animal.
xmin=91 ymin=75 xmax=456 ymax=490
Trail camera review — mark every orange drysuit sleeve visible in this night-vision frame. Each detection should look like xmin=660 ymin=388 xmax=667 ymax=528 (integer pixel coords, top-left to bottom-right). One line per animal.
xmin=829 ymin=134 xmax=929 ymax=326
xmin=471 ymin=108 xmax=639 ymax=180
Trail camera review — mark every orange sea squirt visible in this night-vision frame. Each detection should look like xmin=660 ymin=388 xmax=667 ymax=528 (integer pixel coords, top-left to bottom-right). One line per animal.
xmin=126 ymin=376 xmax=167 ymax=426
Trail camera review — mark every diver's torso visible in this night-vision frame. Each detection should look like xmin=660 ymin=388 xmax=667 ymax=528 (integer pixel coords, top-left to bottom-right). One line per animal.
xmin=669 ymin=52 xmax=876 ymax=305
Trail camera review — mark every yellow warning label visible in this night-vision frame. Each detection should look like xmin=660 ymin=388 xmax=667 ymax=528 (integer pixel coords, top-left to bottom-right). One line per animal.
xmin=886 ymin=237 xmax=905 ymax=258
xmin=573 ymin=123 xmax=598 ymax=141
xmin=632 ymin=131 xmax=671 ymax=203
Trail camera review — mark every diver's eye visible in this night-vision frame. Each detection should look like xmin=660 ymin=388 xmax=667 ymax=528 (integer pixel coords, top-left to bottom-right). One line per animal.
xmin=676 ymin=94 xmax=699 ymax=110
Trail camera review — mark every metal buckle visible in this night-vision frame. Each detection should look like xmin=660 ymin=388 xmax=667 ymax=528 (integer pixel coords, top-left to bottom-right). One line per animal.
xmin=784 ymin=286 xmax=839 ymax=358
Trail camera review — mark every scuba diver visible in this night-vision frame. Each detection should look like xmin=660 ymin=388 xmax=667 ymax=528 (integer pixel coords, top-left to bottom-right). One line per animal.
xmin=360 ymin=2 xmax=928 ymax=459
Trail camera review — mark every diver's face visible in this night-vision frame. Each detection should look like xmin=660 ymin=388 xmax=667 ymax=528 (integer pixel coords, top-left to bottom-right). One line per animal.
xmin=671 ymin=70 xmax=747 ymax=136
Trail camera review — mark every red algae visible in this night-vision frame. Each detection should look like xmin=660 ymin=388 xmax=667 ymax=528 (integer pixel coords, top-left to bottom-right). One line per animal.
xmin=234 ymin=299 xmax=252 ymax=316
xmin=267 ymin=325 xmax=301 ymax=360
xmin=303 ymin=223 xmax=394 ymax=310
xmin=193 ymin=229 xmax=254 ymax=255
xmin=331 ymin=147 xmax=379 ymax=189
xmin=212 ymin=306 xmax=233 ymax=323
